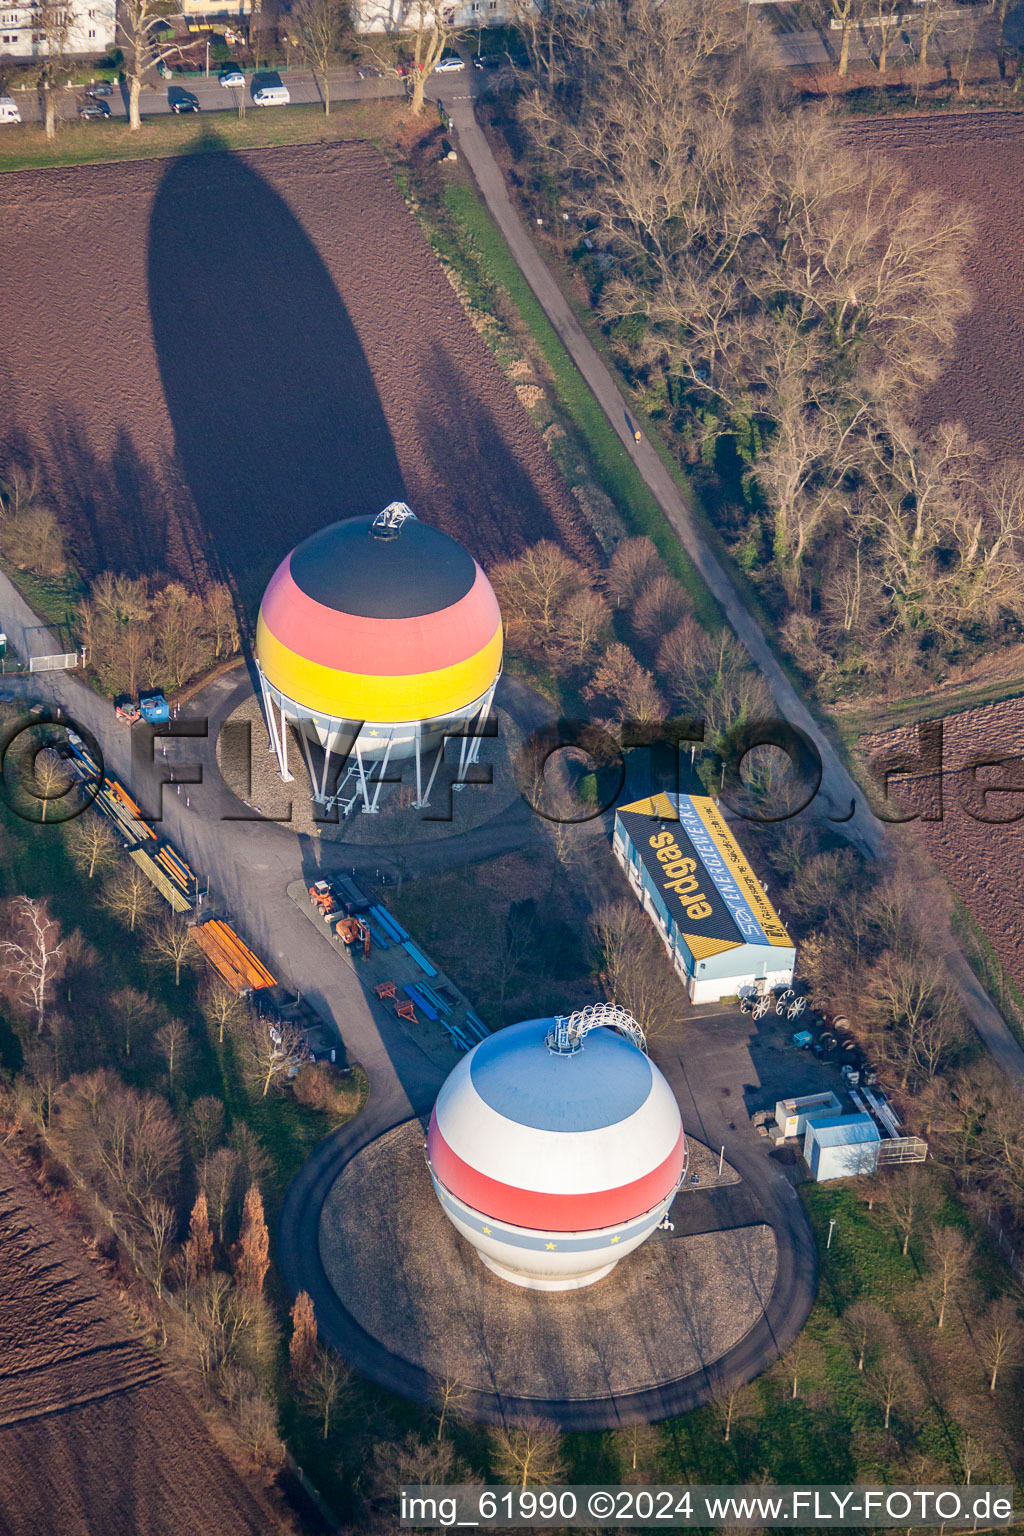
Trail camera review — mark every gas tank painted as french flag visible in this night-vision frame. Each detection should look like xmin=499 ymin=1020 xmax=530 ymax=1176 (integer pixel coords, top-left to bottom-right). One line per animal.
xmin=426 ymin=1018 xmax=686 ymax=1292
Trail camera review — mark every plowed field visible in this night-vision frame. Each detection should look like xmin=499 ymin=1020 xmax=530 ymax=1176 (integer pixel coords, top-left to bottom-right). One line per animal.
xmin=0 ymin=142 xmax=593 ymax=605
xmin=859 ymin=697 xmax=1024 ymax=988
xmin=842 ymin=111 xmax=1024 ymax=461
xmin=0 ymin=1151 xmax=281 ymax=1535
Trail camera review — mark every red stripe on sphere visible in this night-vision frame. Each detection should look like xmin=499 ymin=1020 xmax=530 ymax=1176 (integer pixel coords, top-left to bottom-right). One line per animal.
xmin=427 ymin=1110 xmax=685 ymax=1232
xmin=260 ymin=559 xmax=502 ymax=677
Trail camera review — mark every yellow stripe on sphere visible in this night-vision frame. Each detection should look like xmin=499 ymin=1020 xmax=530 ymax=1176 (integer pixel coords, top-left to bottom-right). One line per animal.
xmin=256 ymin=617 xmax=503 ymax=723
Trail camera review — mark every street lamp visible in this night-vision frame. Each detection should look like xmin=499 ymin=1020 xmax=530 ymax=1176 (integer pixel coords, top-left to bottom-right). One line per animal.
xmin=826 ymin=1217 xmax=836 ymax=1250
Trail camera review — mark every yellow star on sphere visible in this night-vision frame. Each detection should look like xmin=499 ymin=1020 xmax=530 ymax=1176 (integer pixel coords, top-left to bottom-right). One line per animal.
xmin=545 ymin=1242 xmax=556 ymax=1250
xmin=610 ymin=1235 xmax=620 ymax=1243
xmin=482 ymin=1227 xmax=491 ymax=1235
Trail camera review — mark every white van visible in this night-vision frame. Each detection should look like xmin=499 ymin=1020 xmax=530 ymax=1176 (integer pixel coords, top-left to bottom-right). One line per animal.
xmin=252 ymin=83 xmax=290 ymax=106
xmin=0 ymin=98 xmax=22 ymax=125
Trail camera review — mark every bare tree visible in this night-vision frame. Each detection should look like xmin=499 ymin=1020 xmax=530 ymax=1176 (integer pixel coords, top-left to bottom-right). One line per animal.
xmin=0 ymin=896 xmax=68 ymax=1033
xmin=552 ymin=588 xmax=612 ymax=671
xmin=632 ymin=573 xmax=692 ymax=644
xmin=201 ymin=980 xmax=247 ymax=1045
xmin=868 ymin=1347 xmax=909 ymax=1430
xmin=876 ymin=1167 xmax=939 ymax=1257
xmin=182 ymin=1189 xmax=215 ymax=1295
xmin=111 ymin=985 xmax=158 ymax=1060
xmin=226 ymin=1370 xmax=285 ymax=1468
xmin=201 ymin=1145 xmax=242 ymax=1245
xmin=34 ymin=0 xmax=74 ymax=140
xmin=140 ymin=1197 xmax=177 ymax=1298
xmin=433 ymin=1372 xmax=468 ymax=1440
xmin=151 ymin=583 xmax=213 ymax=692
xmin=65 ymin=815 xmax=119 ymax=882
xmin=976 ymin=1297 xmax=1024 ymax=1392
xmin=589 ymin=901 xmax=682 ymax=1039
xmin=305 ymin=1346 xmax=352 ymax=1439
xmin=606 ymin=537 xmax=667 ymax=608
xmin=203 ymin=583 xmax=241 ymax=661
xmin=290 ymin=0 xmax=348 ymax=113
xmin=924 ymin=1223 xmax=972 ymax=1329
xmin=155 ymin=1018 xmax=190 ymax=1088
xmin=617 ymin=1419 xmax=662 ymax=1478
xmin=101 ymin=864 xmax=160 ymax=934
xmin=491 ymin=541 xmax=592 ymax=659
xmin=229 ymin=1009 xmax=308 ymax=1098
xmin=489 ymin=1418 xmax=565 ymax=1489
xmin=584 ymin=643 xmax=666 ymax=727
xmin=50 ymin=1071 xmax=183 ymax=1229
xmin=118 ymin=0 xmax=185 ymax=130
xmin=147 ymin=914 xmax=196 ymax=987
xmin=843 ymin=1299 xmax=888 ymax=1371
xmin=187 ymin=1095 xmax=226 ymax=1161
xmin=402 ymin=0 xmax=458 ymax=115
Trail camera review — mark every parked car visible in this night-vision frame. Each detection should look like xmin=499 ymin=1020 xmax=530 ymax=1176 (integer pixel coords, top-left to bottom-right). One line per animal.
xmin=434 ymin=52 xmax=465 ymax=72
xmin=251 ymin=79 xmax=290 ymax=105
xmin=85 ymin=82 xmax=114 ymax=97
xmin=170 ymin=91 xmax=200 ymax=114
xmin=219 ymin=66 xmax=245 ymax=88
xmin=0 ymin=96 xmax=22 ymax=125
xmin=472 ymin=53 xmax=503 ymax=68
xmin=79 ymin=99 xmax=111 ymax=118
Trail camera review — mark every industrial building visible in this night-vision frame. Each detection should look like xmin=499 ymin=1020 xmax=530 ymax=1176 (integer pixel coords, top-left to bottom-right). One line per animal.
xmin=255 ymin=502 xmax=502 ymax=815
xmin=612 ymin=792 xmax=796 ymax=1004
xmin=426 ymin=1004 xmax=686 ymax=1291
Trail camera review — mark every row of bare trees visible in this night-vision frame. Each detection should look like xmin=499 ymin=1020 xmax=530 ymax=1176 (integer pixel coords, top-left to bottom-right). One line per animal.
xmin=493 ymin=535 xmax=768 ymax=753
xmin=516 ymin=0 xmax=1020 ymax=699
xmin=77 ymin=570 xmax=240 ymax=697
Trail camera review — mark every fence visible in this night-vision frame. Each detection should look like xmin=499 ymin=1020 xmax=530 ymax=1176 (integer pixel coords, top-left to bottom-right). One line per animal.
xmin=28 ymin=652 xmax=78 ymax=673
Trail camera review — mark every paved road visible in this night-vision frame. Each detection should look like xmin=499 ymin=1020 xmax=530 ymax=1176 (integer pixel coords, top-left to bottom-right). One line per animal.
xmin=8 ymin=65 xmax=405 ymax=126
xmin=437 ymin=85 xmax=1024 ymax=1085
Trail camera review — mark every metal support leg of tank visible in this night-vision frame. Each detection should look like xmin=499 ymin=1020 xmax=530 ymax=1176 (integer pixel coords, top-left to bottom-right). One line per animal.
xmin=355 ymin=743 xmax=375 ymax=813
xmin=454 ymin=683 xmax=496 ymax=791
xmin=368 ymin=733 xmax=395 ymax=814
xmin=414 ymin=724 xmax=424 ymax=808
xmin=420 ymin=737 xmax=446 ymax=808
xmin=298 ymin=723 xmax=322 ymax=804
xmin=260 ymin=676 xmax=294 ymax=783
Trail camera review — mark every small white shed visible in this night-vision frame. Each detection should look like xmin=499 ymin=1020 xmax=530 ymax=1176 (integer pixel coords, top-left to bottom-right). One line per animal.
xmin=804 ymin=1113 xmax=880 ymax=1182
xmin=775 ymin=1091 xmax=843 ymax=1139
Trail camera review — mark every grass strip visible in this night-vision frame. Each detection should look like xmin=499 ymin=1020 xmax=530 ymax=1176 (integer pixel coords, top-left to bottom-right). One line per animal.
xmin=443 ymin=180 xmax=721 ymax=630
xmin=0 ymin=99 xmax=400 ymax=175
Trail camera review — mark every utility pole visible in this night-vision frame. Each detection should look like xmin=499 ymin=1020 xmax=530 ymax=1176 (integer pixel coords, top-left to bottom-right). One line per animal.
xmin=827 ymin=1217 xmax=836 ymax=1250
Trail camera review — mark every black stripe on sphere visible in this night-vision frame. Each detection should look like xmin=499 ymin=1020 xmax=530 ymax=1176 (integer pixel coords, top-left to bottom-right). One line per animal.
xmin=288 ymin=516 xmax=478 ymax=619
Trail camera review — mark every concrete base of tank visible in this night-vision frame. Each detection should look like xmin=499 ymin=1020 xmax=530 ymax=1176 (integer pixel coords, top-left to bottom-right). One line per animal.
xmin=478 ymin=1254 xmax=618 ymax=1291
xmin=317 ymin=1119 xmax=776 ymax=1419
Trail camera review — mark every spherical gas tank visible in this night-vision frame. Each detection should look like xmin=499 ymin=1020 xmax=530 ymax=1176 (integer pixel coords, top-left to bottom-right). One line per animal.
xmin=426 ymin=1017 xmax=686 ymax=1290
xmin=255 ymin=509 xmax=503 ymax=739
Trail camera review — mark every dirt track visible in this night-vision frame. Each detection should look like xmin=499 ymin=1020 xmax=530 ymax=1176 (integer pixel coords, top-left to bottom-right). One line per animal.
xmin=0 ymin=142 xmax=593 ymax=606
xmin=0 ymin=1151 xmax=281 ymax=1535
xmin=842 ymin=111 xmax=1024 ymax=461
